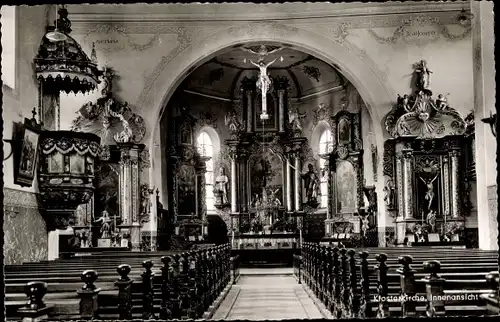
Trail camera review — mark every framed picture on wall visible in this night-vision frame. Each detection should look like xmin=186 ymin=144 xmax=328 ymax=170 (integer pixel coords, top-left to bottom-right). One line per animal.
xmin=14 ymin=118 xmax=41 ymax=187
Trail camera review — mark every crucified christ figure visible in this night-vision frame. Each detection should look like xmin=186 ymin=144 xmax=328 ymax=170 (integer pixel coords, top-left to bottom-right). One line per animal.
xmin=250 ymin=58 xmax=277 ymax=120
xmin=419 ymin=174 xmax=438 ymax=210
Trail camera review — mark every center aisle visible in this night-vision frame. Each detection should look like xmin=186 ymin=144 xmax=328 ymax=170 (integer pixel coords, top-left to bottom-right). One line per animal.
xmin=211 ymin=268 xmax=328 ymax=320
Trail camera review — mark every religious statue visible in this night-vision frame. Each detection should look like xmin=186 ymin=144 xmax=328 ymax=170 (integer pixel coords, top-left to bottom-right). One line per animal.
xmin=250 ymin=58 xmax=277 ymax=120
xmin=95 ymin=210 xmax=112 ymax=239
xmin=268 ymin=188 xmax=281 ymax=207
xmin=426 ymin=210 xmax=437 ymax=233
xmin=288 ymin=107 xmax=306 ymax=132
xmin=112 ymin=113 xmax=133 ymax=143
xmin=224 ymin=109 xmax=241 ymax=133
xmin=397 ymin=94 xmax=411 ymax=113
xmin=302 ymin=164 xmax=321 ymax=204
xmin=383 ymin=179 xmax=395 ymax=209
xmin=140 ymin=184 xmax=153 ymax=222
xmin=436 ymin=94 xmax=449 ymax=110
xmin=420 ymin=174 xmax=438 ymax=210
xmin=415 ymin=60 xmax=433 ymax=91
xmin=215 ymin=167 xmax=229 ymax=204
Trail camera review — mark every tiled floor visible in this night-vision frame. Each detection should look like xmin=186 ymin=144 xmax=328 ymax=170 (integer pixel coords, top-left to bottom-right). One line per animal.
xmin=211 ymin=270 xmax=326 ymax=320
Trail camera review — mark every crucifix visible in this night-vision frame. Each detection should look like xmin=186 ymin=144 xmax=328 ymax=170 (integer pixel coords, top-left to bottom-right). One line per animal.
xmin=242 ymin=44 xmax=284 ymax=121
xmin=250 ymin=59 xmax=276 ymax=120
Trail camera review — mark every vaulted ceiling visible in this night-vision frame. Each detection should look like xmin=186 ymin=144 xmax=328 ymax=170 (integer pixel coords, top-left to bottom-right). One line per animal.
xmin=180 ymin=43 xmax=347 ymax=101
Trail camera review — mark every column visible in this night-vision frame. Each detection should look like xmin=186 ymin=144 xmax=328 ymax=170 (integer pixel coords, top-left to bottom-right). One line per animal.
xmin=442 ymin=156 xmax=450 ymax=217
xmin=246 ymin=90 xmax=253 ymax=133
xmin=118 ymin=143 xmax=145 ymax=251
xmin=277 ymin=78 xmax=288 ymax=134
xmin=294 ymin=155 xmax=302 ymax=211
xmin=471 ymin=1 xmax=497 ymax=250
xmin=395 ymin=155 xmax=404 ymax=219
xmin=230 ymin=157 xmax=237 ymax=213
xmin=402 ymin=151 xmax=413 ymax=219
xmin=450 ymin=151 xmax=461 ymax=219
xmin=325 ymin=157 xmax=333 ymax=236
xmin=286 ymin=156 xmax=293 ymax=212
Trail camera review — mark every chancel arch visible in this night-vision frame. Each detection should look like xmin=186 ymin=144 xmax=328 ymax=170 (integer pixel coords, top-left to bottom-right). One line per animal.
xmin=147 ymin=27 xmax=396 ymax=230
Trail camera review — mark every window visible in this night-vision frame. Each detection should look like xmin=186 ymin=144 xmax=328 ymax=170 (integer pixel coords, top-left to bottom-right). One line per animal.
xmin=1 ymin=6 xmax=16 ymax=89
xmin=319 ymin=129 xmax=332 ymax=208
xmin=197 ymin=131 xmax=215 ymax=212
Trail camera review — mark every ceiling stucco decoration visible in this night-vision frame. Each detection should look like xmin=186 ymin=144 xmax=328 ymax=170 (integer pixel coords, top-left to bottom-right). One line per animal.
xmin=368 ymin=15 xmax=471 ymax=46
xmin=82 ymin=24 xmax=162 ymax=54
xmin=135 ymin=26 xmax=208 ymax=109
xmin=227 ymin=21 xmax=298 ymax=38
xmin=302 ymin=66 xmax=321 ymax=82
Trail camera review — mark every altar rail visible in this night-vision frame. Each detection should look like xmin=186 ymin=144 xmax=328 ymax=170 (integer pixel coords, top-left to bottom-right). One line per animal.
xmin=12 ymin=244 xmax=240 ymax=321
xmin=294 ymin=242 xmax=499 ymax=318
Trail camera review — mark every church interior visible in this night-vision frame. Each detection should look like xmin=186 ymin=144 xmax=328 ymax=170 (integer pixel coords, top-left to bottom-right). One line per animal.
xmin=2 ymin=2 xmax=498 ymax=320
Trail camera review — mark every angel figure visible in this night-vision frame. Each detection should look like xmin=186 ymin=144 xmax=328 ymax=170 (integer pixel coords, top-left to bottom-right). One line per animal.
xmin=225 ymin=110 xmax=241 ymax=133
xmin=420 ymin=174 xmax=439 ymax=210
xmin=436 ymin=94 xmax=449 ymax=110
xmin=415 ymin=60 xmax=433 ymax=90
xmin=397 ymin=94 xmax=411 ymax=112
xmin=289 ymin=107 xmax=306 ymax=131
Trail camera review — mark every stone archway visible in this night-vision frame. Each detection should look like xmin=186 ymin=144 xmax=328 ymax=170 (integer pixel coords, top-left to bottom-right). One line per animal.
xmin=143 ymin=22 xmax=397 ymax=236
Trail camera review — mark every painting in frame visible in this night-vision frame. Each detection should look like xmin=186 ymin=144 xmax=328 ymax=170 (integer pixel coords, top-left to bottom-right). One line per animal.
xmin=14 ymin=120 xmax=41 ymax=187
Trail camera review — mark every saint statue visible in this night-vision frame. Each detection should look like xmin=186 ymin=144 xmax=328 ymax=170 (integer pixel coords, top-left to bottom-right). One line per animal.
xmin=415 ymin=60 xmax=433 ymax=91
xmin=426 ymin=210 xmax=437 ymax=233
xmin=215 ymin=167 xmax=229 ymax=204
xmin=420 ymin=174 xmax=438 ymax=210
xmin=288 ymin=107 xmax=306 ymax=131
xmin=383 ymin=179 xmax=395 ymax=209
xmin=302 ymin=164 xmax=321 ymax=203
xmin=225 ymin=110 xmax=241 ymax=133
xmin=95 ymin=210 xmax=112 ymax=239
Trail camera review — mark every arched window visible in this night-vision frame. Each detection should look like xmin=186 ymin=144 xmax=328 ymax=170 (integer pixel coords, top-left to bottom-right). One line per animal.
xmin=197 ymin=131 xmax=215 ymax=211
xmin=318 ymin=129 xmax=332 ymax=208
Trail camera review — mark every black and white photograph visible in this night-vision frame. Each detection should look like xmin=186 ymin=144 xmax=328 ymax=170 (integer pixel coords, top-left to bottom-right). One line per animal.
xmin=1 ymin=2 xmax=497 ymax=322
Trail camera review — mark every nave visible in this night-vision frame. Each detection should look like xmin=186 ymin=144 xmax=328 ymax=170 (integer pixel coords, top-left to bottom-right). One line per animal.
xmin=5 ymin=244 xmax=500 ymax=321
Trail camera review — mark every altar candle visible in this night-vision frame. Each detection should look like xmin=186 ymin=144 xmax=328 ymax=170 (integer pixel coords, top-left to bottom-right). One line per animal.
xmin=299 ymin=229 xmax=302 ymax=246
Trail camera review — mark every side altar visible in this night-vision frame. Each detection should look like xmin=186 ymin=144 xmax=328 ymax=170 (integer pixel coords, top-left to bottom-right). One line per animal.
xmin=382 ymin=60 xmax=474 ymax=246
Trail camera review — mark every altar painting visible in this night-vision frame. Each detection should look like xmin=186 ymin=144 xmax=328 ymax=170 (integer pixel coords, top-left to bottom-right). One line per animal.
xmin=336 ymin=160 xmax=357 ymax=213
xmin=95 ymin=162 xmax=119 ymax=219
xmin=177 ymin=164 xmax=197 ymax=216
xmin=249 ymin=148 xmax=284 ymax=206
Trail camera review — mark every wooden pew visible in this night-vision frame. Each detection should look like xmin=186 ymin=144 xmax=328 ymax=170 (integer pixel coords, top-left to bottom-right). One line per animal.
xmin=5 ymin=244 xmax=238 ymax=320
xmin=297 ymin=243 xmax=497 ymax=318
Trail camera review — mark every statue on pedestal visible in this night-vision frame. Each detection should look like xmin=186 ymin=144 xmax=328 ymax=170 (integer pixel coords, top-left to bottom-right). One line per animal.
xmin=302 ymin=164 xmax=321 ymax=205
xmin=426 ymin=210 xmax=437 ymax=233
xmin=415 ymin=60 xmax=433 ymax=91
xmin=383 ymin=179 xmax=396 ymax=209
xmin=95 ymin=210 xmax=112 ymax=239
xmin=215 ymin=167 xmax=229 ymax=204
